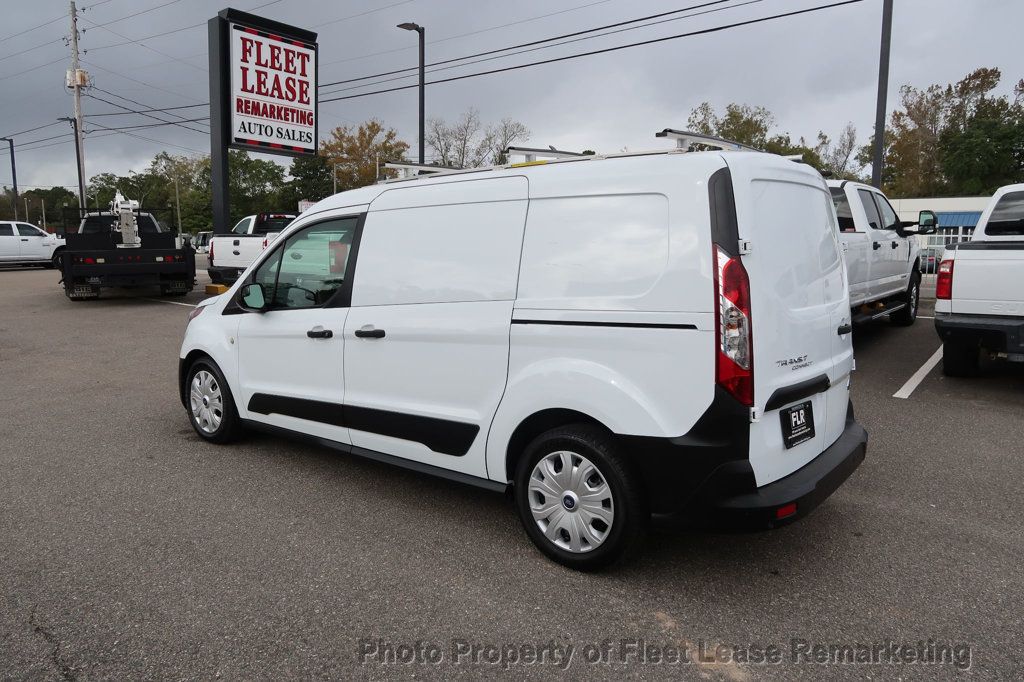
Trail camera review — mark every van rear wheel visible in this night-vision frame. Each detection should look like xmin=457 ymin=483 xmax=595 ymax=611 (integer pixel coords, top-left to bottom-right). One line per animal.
xmin=514 ymin=424 xmax=646 ymax=570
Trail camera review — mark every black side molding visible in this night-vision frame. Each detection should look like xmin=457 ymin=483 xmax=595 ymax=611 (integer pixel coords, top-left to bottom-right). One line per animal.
xmin=765 ymin=374 xmax=831 ymax=411
xmin=247 ymin=393 xmax=479 ymax=457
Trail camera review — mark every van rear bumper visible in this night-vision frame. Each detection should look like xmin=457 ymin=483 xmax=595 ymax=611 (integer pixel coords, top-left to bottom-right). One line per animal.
xmin=705 ymin=412 xmax=867 ymax=528
xmin=627 ymin=401 xmax=866 ymax=528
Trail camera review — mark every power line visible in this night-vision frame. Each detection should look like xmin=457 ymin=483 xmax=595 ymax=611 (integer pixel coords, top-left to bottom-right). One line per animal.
xmin=80 ymin=15 xmax=206 ymax=73
xmin=0 ymin=55 xmax=67 ymax=82
xmin=321 ymin=0 xmax=613 ymax=69
xmin=322 ymin=0 xmax=761 ymax=97
xmin=320 ymin=0 xmax=734 ymax=89
xmin=82 ymin=60 xmax=206 ymax=103
xmin=91 ymin=85 xmax=211 ymax=129
xmin=88 ymin=117 xmax=208 ymax=131
xmin=84 ymin=102 xmax=210 ymax=116
xmin=86 ymin=121 xmax=206 ymax=154
xmin=0 ymin=121 xmax=64 ymax=139
xmin=86 ymin=90 xmax=209 ymax=135
xmin=0 ymin=13 xmax=66 ymax=43
xmin=321 ymin=0 xmax=865 ymax=104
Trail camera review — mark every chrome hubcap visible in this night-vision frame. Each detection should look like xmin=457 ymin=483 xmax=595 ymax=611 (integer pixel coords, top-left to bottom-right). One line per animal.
xmin=189 ymin=370 xmax=223 ymax=434
xmin=528 ymin=451 xmax=614 ymax=553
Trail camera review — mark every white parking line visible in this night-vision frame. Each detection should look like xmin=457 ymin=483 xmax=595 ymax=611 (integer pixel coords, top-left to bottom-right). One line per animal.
xmin=893 ymin=346 xmax=943 ymax=399
xmin=140 ymin=298 xmax=197 ymax=308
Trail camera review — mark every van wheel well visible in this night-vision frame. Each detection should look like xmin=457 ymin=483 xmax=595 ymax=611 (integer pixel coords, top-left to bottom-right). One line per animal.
xmin=505 ymin=409 xmax=607 ymax=481
xmin=179 ymin=350 xmax=214 ymax=406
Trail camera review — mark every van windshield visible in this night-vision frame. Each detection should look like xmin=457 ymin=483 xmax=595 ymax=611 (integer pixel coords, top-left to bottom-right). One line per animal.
xmin=985 ymin=191 xmax=1024 ymax=236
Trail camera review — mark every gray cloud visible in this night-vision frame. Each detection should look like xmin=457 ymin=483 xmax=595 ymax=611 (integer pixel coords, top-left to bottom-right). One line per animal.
xmin=1 ymin=0 xmax=1020 ymax=189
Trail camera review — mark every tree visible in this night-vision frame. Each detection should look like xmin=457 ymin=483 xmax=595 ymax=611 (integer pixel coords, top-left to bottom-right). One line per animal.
xmin=685 ymin=101 xmax=846 ymax=176
xmin=426 ymin=108 xmax=530 ymax=167
xmin=321 ymin=119 xmax=410 ymax=190
xmin=860 ymin=67 xmax=1024 ymax=197
xmin=285 ymin=153 xmax=333 ymax=206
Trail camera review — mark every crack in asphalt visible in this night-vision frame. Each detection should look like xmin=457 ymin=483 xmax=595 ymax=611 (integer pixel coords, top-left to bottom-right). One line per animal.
xmin=29 ymin=607 xmax=76 ymax=681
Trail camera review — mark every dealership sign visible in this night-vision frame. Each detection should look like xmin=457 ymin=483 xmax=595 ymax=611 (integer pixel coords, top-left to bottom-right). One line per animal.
xmin=225 ymin=14 xmax=318 ymax=156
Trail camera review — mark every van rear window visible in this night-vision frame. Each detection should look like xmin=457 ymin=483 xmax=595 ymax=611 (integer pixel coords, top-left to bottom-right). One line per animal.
xmin=985 ymin=191 xmax=1024 ymax=236
xmin=829 ymin=188 xmax=856 ymax=232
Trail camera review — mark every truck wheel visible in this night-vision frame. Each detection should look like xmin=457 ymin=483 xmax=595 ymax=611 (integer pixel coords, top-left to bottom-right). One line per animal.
xmin=942 ymin=338 xmax=980 ymax=377
xmin=186 ymin=359 xmax=242 ymax=443
xmin=891 ymin=273 xmax=920 ymax=326
xmin=514 ymin=424 xmax=646 ymax=570
xmin=48 ymin=249 xmax=64 ymax=270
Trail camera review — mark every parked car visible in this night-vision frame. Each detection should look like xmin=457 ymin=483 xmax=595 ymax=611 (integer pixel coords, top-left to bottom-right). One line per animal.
xmin=935 ymin=183 xmax=1024 ymax=376
xmin=179 ymin=150 xmax=867 ymax=569
xmin=0 ymin=221 xmax=65 ymax=268
xmin=207 ymin=213 xmax=296 ymax=284
xmin=828 ymin=180 xmax=936 ymax=326
xmin=919 ymin=247 xmax=942 ymax=274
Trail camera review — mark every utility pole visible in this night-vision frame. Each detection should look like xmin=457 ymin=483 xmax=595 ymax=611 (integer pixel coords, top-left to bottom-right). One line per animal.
xmin=0 ymin=137 xmax=17 ymax=219
xmin=68 ymin=1 xmax=88 ymax=207
xmin=41 ymin=199 xmax=47 ymax=230
xmin=871 ymin=0 xmax=894 ymax=188
xmin=60 ymin=117 xmax=86 ymax=209
xmin=25 ymin=197 xmax=30 ymax=222
xmin=173 ymin=176 xmax=182 ymax=233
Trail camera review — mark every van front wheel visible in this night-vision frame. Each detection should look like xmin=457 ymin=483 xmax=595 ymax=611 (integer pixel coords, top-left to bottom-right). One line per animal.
xmin=514 ymin=424 xmax=646 ymax=570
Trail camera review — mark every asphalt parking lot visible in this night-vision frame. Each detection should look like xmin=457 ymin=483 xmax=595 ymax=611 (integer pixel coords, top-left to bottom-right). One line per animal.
xmin=2 ymin=263 xmax=1022 ymax=679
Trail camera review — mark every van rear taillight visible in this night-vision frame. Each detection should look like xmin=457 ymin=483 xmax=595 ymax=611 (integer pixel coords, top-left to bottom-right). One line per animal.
xmin=713 ymin=244 xmax=754 ymax=406
xmin=936 ymin=258 xmax=954 ymax=299
xmin=208 ymin=240 xmax=214 ymax=263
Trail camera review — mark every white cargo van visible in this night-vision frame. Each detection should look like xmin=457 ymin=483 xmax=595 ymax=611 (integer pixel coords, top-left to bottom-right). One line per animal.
xmin=178 ymin=141 xmax=867 ymax=569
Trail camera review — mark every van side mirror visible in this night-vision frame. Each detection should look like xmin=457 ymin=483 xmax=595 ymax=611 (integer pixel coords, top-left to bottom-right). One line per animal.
xmin=240 ymin=282 xmax=267 ymax=311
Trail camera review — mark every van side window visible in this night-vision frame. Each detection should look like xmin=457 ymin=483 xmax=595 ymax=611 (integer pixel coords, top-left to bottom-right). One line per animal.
xmin=858 ymin=189 xmax=882 ymax=230
xmin=829 ymin=188 xmax=856 ymax=232
xmin=351 ymin=201 xmax=526 ymax=306
xmin=251 ymin=218 xmax=357 ymax=310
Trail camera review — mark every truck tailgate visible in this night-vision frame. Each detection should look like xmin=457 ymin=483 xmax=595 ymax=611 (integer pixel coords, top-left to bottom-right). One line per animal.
xmin=949 ymin=246 xmax=1024 ymax=316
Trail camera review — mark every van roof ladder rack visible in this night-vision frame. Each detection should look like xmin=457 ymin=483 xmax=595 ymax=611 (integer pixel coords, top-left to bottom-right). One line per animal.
xmin=380 ymin=161 xmax=464 ymax=182
xmin=655 ymin=129 xmax=760 ymax=153
xmin=504 ymin=145 xmax=586 ymax=162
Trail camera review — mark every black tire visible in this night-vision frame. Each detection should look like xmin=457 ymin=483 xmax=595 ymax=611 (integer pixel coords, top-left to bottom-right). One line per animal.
xmin=514 ymin=424 xmax=647 ymax=570
xmin=942 ymin=338 xmax=980 ymax=377
xmin=185 ymin=358 xmax=242 ymax=443
xmin=890 ymin=272 xmax=920 ymax=326
xmin=48 ymin=249 xmax=64 ymax=270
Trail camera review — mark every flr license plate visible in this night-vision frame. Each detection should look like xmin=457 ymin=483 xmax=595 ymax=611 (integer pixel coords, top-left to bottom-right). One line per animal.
xmin=780 ymin=401 xmax=815 ymax=449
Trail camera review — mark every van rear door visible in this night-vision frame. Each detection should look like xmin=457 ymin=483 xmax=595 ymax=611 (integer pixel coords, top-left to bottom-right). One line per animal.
xmin=724 ymin=156 xmax=851 ymax=486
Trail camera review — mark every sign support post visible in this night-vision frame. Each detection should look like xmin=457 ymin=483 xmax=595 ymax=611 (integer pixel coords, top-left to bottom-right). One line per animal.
xmin=207 ymin=8 xmax=318 ymax=234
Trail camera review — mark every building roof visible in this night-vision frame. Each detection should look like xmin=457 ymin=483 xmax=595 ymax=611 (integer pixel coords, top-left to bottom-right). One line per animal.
xmin=937 ymin=211 xmax=982 ymax=228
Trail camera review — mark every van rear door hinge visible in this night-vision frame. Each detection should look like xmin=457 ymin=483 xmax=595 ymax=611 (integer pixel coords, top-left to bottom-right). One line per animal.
xmin=738 ymin=240 xmax=753 ymax=255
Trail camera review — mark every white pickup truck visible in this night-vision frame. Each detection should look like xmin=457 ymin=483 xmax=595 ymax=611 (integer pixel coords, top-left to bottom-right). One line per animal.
xmin=207 ymin=213 xmax=295 ymax=284
xmin=829 ymin=180 xmax=937 ymax=326
xmin=935 ymin=183 xmax=1024 ymax=376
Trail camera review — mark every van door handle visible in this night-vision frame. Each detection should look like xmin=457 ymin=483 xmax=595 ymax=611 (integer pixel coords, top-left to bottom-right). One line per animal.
xmin=354 ymin=327 xmax=385 ymax=339
xmin=891 ymin=241 xmax=898 ymax=249
xmin=873 ymin=241 xmax=881 ymax=250
xmin=837 ymin=323 xmax=852 ymax=336
xmin=306 ymin=327 xmax=333 ymax=339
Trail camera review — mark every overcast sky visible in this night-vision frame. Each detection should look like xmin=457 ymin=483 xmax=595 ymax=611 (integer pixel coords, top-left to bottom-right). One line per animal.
xmin=1 ymin=0 xmax=1021 ymax=191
